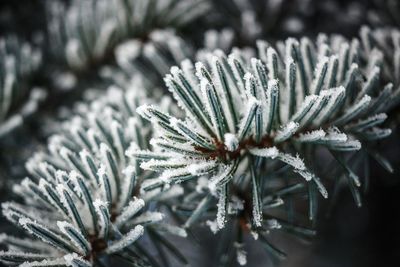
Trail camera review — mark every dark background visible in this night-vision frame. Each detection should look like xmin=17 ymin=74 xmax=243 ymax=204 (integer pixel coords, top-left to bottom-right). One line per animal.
xmin=0 ymin=0 xmax=399 ymax=266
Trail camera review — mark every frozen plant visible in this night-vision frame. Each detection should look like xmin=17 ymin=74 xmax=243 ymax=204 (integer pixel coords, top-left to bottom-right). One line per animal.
xmin=46 ymin=0 xmax=210 ymax=72
xmin=0 ymin=36 xmax=45 ymax=138
xmin=0 ymin=0 xmax=400 ymax=266
xmin=103 ymin=28 xmax=235 ymax=89
xmin=359 ymin=26 xmax=400 ymax=97
xmin=0 ymin=86 xmax=187 ymax=266
xmin=129 ymin=33 xmax=397 ymax=264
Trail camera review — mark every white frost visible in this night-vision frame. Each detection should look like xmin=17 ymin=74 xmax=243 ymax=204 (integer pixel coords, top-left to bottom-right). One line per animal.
xmin=105 ymin=225 xmax=144 ymax=254
xmin=114 ymin=198 xmax=145 ymax=227
xmin=249 ymin=147 xmax=279 ymax=159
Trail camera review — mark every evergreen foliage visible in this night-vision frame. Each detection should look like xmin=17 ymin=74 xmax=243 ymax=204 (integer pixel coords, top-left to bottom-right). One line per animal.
xmin=0 ymin=86 xmax=187 ymax=266
xmin=46 ymin=0 xmax=209 ymax=71
xmin=0 ymin=36 xmax=44 ymax=137
xmin=0 ymin=1 xmax=399 ymax=266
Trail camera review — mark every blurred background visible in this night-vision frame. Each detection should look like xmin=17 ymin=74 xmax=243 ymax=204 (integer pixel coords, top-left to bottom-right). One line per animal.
xmin=0 ymin=0 xmax=399 ymax=266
